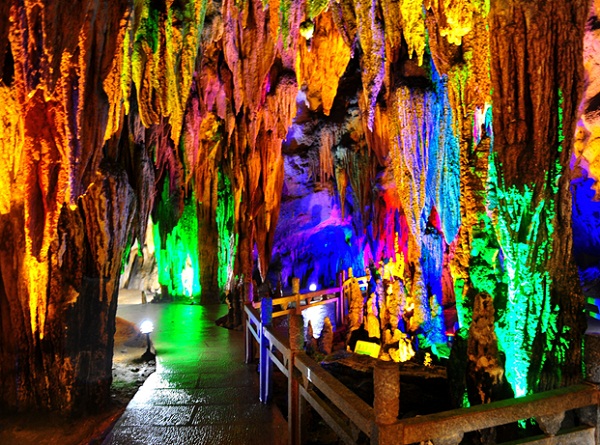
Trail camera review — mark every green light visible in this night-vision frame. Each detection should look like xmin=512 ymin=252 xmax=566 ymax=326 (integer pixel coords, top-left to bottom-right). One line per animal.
xmin=120 ymin=236 xmax=134 ymax=275
xmin=307 ymin=0 xmax=329 ymax=19
xmin=454 ymin=278 xmax=471 ymax=329
xmin=469 ymin=214 xmax=503 ymax=301
xmin=153 ymin=181 xmax=201 ymax=300
xmin=279 ymin=0 xmax=291 ymax=44
xmin=136 ymin=1 xmax=160 ymax=53
xmin=488 ymin=154 xmax=562 ymax=397
xmin=462 ymin=391 xmax=470 ymax=408
xmin=557 ymin=88 xmax=564 ymax=151
xmin=216 ymin=170 xmax=237 ymax=295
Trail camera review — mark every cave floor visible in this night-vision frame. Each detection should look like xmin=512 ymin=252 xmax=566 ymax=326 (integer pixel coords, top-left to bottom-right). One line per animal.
xmin=103 ymin=301 xmax=288 ymax=445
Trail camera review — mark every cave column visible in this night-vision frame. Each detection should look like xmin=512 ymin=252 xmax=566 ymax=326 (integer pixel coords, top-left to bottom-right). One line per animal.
xmin=489 ymin=0 xmax=588 ymax=395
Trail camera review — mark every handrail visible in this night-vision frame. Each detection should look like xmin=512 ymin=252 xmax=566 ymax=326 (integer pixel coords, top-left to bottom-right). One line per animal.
xmin=244 ymin=287 xmax=600 ymax=445
xmin=250 ymin=284 xmax=345 ymax=326
xmin=263 ymin=327 xmax=291 ymax=363
xmin=244 ymin=303 xmax=260 ymax=324
xmin=392 ymin=383 xmax=599 ymax=444
xmin=295 ymin=351 xmax=375 ymax=437
xmin=244 ymin=303 xmax=261 ymax=363
xmin=252 ymin=286 xmax=342 ymax=310
xmin=264 ymin=327 xmax=290 ymax=377
xmin=272 ymin=297 xmax=338 ymax=319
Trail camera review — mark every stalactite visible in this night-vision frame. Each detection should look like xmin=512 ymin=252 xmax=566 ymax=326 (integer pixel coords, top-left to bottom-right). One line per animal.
xmin=388 ymin=58 xmax=461 ymax=346
xmin=194 ymin=112 xmax=223 ymax=301
xmin=0 ymin=2 xmax=9 ymax=81
xmin=254 ymin=72 xmax=298 ymax=279
xmin=421 ymin=214 xmax=446 ymax=346
xmin=296 ymin=11 xmax=352 ymax=115
xmin=275 ymin=0 xmax=304 ymax=71
xmin=443 ymin=12 xmax=492 ymax=332
xmin=103 ymin=11 xmax=133 ymax=143
xmin=578 ymin=3 xmax=600 ymax=192
xmin=391 ymin=86 xmax=428 ymax=260
xmin=119 ymin=132 xmax=156 ymax=250
xmin=380 ymin=0 xmax=403 ymax=65
xmin=329 ymin=0 xmax=358 ymax=52
xmin=429 ymin=0 xmax=489 ymax=47
xmin=318 ymin=127 xmax=336 ymax=185
xmin=400 ymin=0 xmax=426 ymax=65
xmin=128 ymin=0 xmax=207 ymax=144
xmin=354 ymin=0 xmax=385 ymax=129
xmin=0 ymin=0 xmax=593 ymax=417
xmin=222 ymin=0 xmax=277 ymax=116
xmin=151 ymin=121 xmax=186 ymax=236
xmin=361 ymin=99 xmax=390 ymax=167
xmin=0 ymin=85 xmax=23 ymax=218
xmin=307 ymin=0 xmax=329 ymax=19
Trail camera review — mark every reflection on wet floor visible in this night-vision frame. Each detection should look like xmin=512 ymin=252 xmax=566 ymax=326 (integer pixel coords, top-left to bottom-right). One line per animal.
xmin=103 ymin=302 xmax=287 ymax=445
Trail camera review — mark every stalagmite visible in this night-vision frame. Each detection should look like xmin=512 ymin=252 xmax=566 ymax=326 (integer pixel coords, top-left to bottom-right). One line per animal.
xmin=365 ymin=292 xmax=381 ymax=339
xmin=0 ymin=0 xmax=592 ymax=416
xmin=345 ymin=268 xmax=364 ymax=345
xmin=306 ymin=320 xmax=318 ymax=355
xmin=319 ymin=317 xmax=334 ymax=355
xmin=466 ymin=292 xmax=508 ymax=405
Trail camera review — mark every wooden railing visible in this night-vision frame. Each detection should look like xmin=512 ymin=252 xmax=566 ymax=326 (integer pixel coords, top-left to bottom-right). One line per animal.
xmin=244 ymin=290 xmax=600 ymax=445
xmin=251 ymin=285 xmax=345 ymax=326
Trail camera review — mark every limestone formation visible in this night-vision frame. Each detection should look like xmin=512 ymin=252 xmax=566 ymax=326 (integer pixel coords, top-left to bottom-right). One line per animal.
xmin=0 ymin=0 xmax=591 ymax=414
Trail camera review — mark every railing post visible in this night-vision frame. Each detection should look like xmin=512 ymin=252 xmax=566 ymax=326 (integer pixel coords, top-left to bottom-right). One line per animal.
xmin=244 ymin=304 xmax=254 ymax=364
xmin=372 ymin=360 xmax=399 ymax=445
xmin=583 ymin=333 xmax=600 ymax=444
xmin=259 ymin=296 xmax=273 ymax=403
xmin=292 ymin=277 xmax=300 ymax=310
xmin=289 ymin=306 xmax=304 ymax=445
xmin=337 ymin=270 xmax=345 ymax=326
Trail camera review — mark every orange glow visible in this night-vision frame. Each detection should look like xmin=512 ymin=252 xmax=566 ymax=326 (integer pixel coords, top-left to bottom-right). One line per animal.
xmin=296 ymin=11 xmax=351 ymax=115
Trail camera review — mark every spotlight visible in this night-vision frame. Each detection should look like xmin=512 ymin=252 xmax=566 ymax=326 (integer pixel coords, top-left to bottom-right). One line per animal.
xmin=309 ymin=283 xmax=317 ymax=292
xmin=140 ymin=320 xmax=156 ymax=362
xmin=140 ymin=320 xmax=154 ymax=334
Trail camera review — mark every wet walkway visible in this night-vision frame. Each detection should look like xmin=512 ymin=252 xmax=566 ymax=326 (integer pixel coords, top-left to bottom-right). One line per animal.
xmin=103 ymin=303 xmax=287 ymax=445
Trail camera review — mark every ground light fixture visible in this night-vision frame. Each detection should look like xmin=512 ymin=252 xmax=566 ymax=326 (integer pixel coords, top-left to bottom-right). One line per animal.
xmin=309 ymin=283 xmax=317 ymax=292
xmin=140 ymin=320 xmax=156 ymax=362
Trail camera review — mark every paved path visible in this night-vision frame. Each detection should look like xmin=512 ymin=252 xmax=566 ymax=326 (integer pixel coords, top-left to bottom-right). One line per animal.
xmin=104 ymin=303 xmax=287 ymax=445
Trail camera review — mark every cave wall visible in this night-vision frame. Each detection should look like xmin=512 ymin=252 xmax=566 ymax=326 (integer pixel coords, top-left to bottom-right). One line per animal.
xmin=0 ymin=0 xmax=592 ymax=412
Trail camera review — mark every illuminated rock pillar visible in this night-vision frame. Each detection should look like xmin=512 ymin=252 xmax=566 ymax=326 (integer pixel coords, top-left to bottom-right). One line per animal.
xmin=489 ymin=0 xmax=588 ymax=395
xmin=0 ymin=0 xmax=133 ymax=414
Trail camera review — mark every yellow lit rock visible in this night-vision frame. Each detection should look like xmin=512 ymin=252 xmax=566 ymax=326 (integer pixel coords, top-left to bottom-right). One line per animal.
xmin=400 ymin=0 xmax=426 ymax=65
xmin=296 ymin=11 xmax=351 ymax=115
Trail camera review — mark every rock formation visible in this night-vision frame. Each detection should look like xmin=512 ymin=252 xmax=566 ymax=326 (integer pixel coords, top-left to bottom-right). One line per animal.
xmin=0 ymin=0 xmax=592 ymax=413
